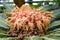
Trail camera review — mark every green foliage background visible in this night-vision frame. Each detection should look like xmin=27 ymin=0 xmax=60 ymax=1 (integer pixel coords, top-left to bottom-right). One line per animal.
xmin=0 ymin=0 xmax=60 ymax=40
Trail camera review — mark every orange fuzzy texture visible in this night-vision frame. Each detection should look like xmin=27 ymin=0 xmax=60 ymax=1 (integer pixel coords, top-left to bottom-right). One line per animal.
xmin=6 ymin=5 xmax=53 ymax=39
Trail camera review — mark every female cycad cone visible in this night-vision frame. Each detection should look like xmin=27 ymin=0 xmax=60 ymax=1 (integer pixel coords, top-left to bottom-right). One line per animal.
xmin=6 ymin=4 xmax=53 ymax=39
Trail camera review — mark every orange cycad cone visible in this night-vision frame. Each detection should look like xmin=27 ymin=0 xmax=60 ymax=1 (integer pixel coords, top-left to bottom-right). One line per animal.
xmin=6 ymin=4 xmax=53 ymax=39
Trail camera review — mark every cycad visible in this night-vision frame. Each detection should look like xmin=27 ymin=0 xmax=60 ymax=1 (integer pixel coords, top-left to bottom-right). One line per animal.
xmin=0 ymin=2 xmax=60 ymax=40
